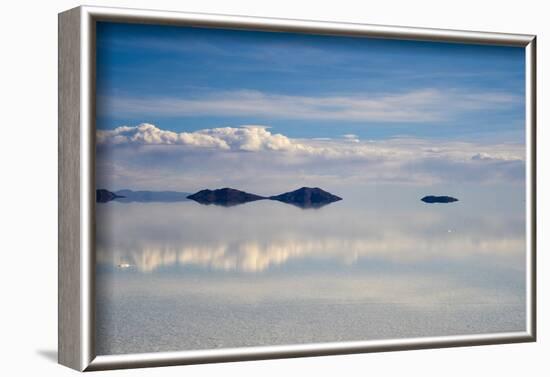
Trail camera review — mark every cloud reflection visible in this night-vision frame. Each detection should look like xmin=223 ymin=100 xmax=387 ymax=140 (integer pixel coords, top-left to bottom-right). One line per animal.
xmin=97 ymin=234 xmax=524 ymax=273
xmin=96 ymin=184 xmax=525 ymax=275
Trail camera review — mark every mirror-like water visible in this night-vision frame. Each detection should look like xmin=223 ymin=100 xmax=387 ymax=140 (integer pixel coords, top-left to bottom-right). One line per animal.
xmin=96 ymin=184 xmax=525 ymax=355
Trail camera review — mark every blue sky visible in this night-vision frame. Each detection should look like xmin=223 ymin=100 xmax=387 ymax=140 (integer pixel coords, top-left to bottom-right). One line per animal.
xmin=96 ymin=22 xmax=525 ymax=141
xmin=95 ymin=22 xmax=526 ymax=192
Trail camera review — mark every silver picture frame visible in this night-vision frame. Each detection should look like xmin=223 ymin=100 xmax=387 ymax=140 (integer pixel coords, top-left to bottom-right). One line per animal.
xmin=58 ymin=5 xmax=537 ymax=371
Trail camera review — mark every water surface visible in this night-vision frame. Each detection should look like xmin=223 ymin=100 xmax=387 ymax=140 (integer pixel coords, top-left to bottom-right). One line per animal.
xmin=96 ymin=184 xmax=526 ymax=355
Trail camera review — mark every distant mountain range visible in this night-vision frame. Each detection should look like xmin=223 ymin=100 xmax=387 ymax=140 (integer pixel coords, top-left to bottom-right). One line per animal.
xmin=421 ymin=195 xmax=459 ymax=203
xmin=96 ymin=189 xmax=190 ymax=203
xmin=96 ymin=187 xmax=342 ymax=208
xmin=113 ymin=189 xmax=191 ymax=203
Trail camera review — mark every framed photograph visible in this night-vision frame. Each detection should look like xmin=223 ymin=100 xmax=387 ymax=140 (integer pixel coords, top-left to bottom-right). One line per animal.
xmin=58 ymin=6 xmax=536 ymax=371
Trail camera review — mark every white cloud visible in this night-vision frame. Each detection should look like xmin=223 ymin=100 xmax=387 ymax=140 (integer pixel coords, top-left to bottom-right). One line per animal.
xmin=470 ymin=152 xmax=518 ymax=162
xmin=99 ymin=88 xmax=520 ymax=123
xmin=97 ymin=123 xmax=230 ymax=149
xmin=96 ymin=123 xmax=525 ymax=190
xmin=341 ymin=134 xmax=360 ymax=143
xmin=98 ymin=123 xmax=524 ymax=160
xmin=97 ymin=123 xmax=317 ymax=153
xmin=196 ymin=125 xmax=310 ymax=152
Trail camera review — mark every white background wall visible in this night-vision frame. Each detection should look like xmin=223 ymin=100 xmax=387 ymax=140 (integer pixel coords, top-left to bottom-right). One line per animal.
xmin=0 ymin=0 xmax=546 ymax=375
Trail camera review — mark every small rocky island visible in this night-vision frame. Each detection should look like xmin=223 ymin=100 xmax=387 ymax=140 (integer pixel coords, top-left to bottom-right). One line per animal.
xmin=186 ymin=188 xmax=265 ymax=206
xmin=269 ymin=187 xmax=342 ymax=208
xmin=421 ymin=195 xmax=459 ymax=204
xmin=96 ymin=189 xmax=125 ymax=203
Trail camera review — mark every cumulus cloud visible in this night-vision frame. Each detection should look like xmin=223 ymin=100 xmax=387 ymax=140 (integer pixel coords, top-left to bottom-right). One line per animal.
xmin=97 ymin=123 xmax=524 ymax=161
xmin=195 ymin=125 xmax=311 ymax=152
xmin=97 ymin=123 xmax=315 ymax=153
xmin=96 ymin=123 xmax=525 ymax=190
xmin=472 ymin=152 xmax=492 ymax=161
xmin=341 ymin=134 xmax=360 ymax=143
xmin=470 ymin=152 xmax=519 ymax=162
xmin=97 ymin=123 xmax=229 ymax=149
xmin=99 ymin=88 xmax=520 ymax=123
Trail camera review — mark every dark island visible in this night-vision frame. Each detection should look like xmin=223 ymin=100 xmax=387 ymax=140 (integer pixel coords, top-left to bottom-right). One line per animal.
xmin=187 ymin=188 xmax=265 ymax=206
xmin=421 ymin=195 xmax=459 ymax=204
xmin=96 ymin=189 xmax=125 ymax=203
xmin=269 ymin=187 xmax=342 ymax=208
